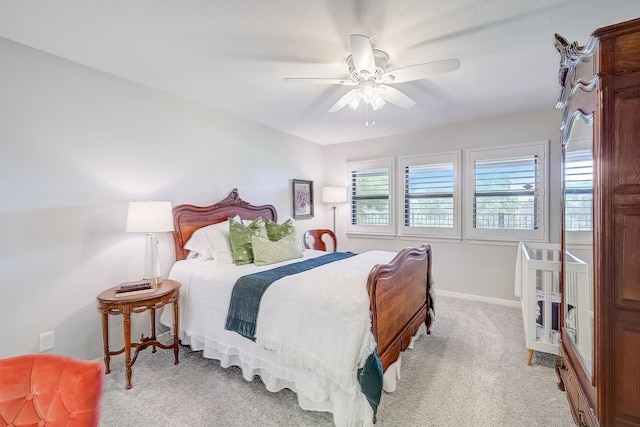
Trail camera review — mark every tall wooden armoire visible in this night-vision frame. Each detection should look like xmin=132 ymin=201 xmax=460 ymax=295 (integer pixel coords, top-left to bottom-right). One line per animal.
xmin=555 ymin=16 xmax=640 ymax=427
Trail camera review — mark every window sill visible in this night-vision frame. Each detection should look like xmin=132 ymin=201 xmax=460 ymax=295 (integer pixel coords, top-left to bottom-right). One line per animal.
xmin=398 ymin=234 xmax=462 ymax=244
xmin=345 ymin=232 xmax=396 ymax=240
xmin=465 ymin=238 xmax=549 ymax=247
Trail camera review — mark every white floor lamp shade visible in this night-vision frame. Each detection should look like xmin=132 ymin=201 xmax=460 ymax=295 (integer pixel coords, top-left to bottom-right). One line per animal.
xmin=126 ymin=201 xmax=174 ymax=283
xmin=322 ymin=187 xmax=347 ymax=233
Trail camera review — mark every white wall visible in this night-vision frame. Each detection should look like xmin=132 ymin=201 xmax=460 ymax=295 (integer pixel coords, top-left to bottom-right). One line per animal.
xmin=323 ymin=108 xmax=564 ymax=302
xmin=0 ymin=38 xmax=327 ymax=359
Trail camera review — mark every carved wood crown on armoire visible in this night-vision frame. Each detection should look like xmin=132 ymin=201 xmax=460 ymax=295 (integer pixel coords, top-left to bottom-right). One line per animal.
xmin=555 ymin=17 xmax=640 ymax=427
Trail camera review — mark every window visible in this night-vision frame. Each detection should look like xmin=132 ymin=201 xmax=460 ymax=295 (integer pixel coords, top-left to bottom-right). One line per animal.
xmin=347 ymin=159 xmax=394 ymax=235
xmin=466 ymin=142 xmax=548 ymax=242
xmin=564 ymin=149 xmax=593 ymax=232
xmin=398 ymin=152 xmax=461 ymax=238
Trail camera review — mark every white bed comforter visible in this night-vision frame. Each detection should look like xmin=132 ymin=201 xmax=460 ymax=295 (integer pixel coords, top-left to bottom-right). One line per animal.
xmin=160 ymin=250 xmax=398 ymax=427
xmin=257 ymin=251 xmax=394 ymax=390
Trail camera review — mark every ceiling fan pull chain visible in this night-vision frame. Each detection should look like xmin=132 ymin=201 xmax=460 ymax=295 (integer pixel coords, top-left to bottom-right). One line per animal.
xmin=365 ymin=103 xmax=369 ymax=127
xmin=364 ymin=104 xmax=376 ymax=128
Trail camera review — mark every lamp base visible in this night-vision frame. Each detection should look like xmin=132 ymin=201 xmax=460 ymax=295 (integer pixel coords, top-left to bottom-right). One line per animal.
xmin=143 ymin=233 xmax=162 ymax=285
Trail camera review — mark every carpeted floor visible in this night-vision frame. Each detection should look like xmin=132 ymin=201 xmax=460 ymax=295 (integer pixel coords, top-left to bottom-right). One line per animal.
xmin=99 ymin=295 xmax=575 ymax=426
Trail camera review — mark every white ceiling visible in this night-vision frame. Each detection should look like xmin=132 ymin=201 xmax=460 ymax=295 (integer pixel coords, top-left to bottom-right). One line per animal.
xmin=1 ymin=1 xmax=639 ymax=145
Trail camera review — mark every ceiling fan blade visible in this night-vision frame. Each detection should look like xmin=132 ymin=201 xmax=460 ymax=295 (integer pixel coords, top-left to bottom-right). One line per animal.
xmin=283 ymin=78 xmax=356 ymax=85
xmin=383 ymin=59 xmax=460 ymax=83
xmin=349 ymin=34 xmax=376 ymax=76
xmin=378 ymin=85 xmax=416 ymax=108
xmin=328 ymin=89 xmax=360 ymax=113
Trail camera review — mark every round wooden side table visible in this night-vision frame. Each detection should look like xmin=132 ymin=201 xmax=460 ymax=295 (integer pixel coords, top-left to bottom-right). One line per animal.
xmin=97 ymin=279 xmax=180 ymax=389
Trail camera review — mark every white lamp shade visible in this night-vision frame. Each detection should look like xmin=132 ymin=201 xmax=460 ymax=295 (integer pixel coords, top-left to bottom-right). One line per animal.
xmin=322 ymin=187 xmax=347 ymax=203
xmin=126 ymin=201 xmax=174 ymax=233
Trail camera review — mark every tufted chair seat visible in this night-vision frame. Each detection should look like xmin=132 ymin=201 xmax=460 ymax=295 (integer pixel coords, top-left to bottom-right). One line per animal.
xmin=0 ymin=354 xmax=104 ymax=427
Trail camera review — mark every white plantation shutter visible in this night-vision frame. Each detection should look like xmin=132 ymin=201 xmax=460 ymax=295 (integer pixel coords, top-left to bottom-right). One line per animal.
xmin=467 ymin=142 xmax=547 ymax=242
xmin=399 ymin=152 xmax=461 ymax=238
xmin=351 ymin=167 xmax=389 ymax=225
xmin=474 ymin=156 xmax=539 ymax=230
xmin=405 ymin=163 xmax=454 ymax=227
xmin=347 ymin=159 xmax=394 ymax=235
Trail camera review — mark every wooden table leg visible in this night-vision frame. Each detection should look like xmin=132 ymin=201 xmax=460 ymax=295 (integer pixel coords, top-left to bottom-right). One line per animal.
xmin=173 ymin=298 xmax=180 ymax=365
xmin=100 ymin=308 xmax=111 ymax=374
xmin=150 ymin=307 xmax=157 ymax=353
xmin=123 ymin=310 xmax=133 ymax=389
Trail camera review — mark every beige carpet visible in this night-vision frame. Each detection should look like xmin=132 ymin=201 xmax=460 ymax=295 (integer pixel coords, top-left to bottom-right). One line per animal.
xmin=99 ymin=295 xmax=574 ymax=426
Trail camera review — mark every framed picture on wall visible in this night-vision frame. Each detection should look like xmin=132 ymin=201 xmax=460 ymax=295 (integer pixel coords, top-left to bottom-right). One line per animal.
xmin=292 ymin=179 xmax=314 ymax=219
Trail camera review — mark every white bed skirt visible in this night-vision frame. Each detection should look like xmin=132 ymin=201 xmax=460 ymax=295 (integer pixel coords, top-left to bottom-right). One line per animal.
xmin=381 ymin=323 xmax=428 ymax=393
xmin=180 ymin=325 xmax=375 ymax=426
xmin=173 ymin=319 xmax=427 ymax=426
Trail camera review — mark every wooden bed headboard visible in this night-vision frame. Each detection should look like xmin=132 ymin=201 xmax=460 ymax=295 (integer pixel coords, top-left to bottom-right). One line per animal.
xmin=172 ymin=188 xmax=277 ymax=261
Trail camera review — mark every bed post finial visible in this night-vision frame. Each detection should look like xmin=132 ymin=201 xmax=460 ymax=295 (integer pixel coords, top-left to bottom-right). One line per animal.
xmin=228 ymin=188 xmax=240 ymax=201
xmin=220 ymin=188 xmax=248 ymax=207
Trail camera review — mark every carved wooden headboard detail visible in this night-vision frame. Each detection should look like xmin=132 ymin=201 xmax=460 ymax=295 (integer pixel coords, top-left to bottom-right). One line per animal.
xmin=172 ymin=188 xmax=277 ymax=261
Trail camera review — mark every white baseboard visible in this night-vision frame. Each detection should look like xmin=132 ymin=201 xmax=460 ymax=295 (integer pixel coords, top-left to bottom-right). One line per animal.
xmin=435 ymin=289 xmax=520 ymax=308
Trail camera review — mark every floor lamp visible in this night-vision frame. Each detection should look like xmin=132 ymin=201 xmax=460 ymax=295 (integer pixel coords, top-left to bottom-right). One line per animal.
xmin=126 ymin=201 xmax=174 ymax=284
xmin=322 ymin=186 xmax=347 ymax=233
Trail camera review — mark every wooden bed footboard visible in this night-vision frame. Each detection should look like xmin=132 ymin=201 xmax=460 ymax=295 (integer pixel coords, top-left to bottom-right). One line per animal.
xmin=366 ymin=244 xmax=432 ymax=372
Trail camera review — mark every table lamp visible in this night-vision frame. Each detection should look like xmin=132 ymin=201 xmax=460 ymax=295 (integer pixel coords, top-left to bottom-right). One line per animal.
xmin=126 ymin=201 xmax=174 ymax=284
xmin=322 ymin=186 xmax=347 ymax=233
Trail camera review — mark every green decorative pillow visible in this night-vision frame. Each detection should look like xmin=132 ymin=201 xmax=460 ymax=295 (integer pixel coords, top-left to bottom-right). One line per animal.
xmin=251 ymin=232 xmax=304 ymax=266
xmin=229 ymin=217 xmax=268 ymax=265
xmin=265 ymin=218 xmax=296 ymax=241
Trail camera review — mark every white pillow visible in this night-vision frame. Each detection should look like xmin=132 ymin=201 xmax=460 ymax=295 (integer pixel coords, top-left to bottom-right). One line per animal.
xmin=206 ymin=228 xmax=234 ymax=264
xmin=251 ymin=232 xmax=304 ymax=266
xmin=184 ymin=232 xmax=214 ymax=262
xmin=183 ymin=215 xmax=240 ymax=264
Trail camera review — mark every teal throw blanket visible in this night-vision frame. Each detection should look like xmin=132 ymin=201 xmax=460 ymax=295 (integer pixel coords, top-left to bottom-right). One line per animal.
xmin=225 ymin=252 xmax=355 ymax=341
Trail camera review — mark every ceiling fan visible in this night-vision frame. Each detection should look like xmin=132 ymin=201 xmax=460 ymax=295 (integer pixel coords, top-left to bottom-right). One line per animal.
xmin=284 ymin=34 xmax=460 ymax=114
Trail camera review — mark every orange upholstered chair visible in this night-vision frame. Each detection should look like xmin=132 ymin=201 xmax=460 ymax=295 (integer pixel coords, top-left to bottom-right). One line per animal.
xmin=0 ymin=354 xmax=104 ymax=427
xmin=303 ymin=229 xmax=337 ymax=252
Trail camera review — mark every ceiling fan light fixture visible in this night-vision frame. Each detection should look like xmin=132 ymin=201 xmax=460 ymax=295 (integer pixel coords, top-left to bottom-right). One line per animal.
xmin=288 ymin=34 xmax=460 ymax=117
xmin=361 ymin=81 xmax=377 ymax=103
xmin=355 ymin=81 xmax=385 ymax=111
xmin=371 ymin=95 xmax=385 ymax=111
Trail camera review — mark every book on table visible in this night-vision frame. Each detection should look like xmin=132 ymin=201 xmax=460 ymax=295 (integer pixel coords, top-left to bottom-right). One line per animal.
xmin=115 ymin=279 xmax=156 ymax=297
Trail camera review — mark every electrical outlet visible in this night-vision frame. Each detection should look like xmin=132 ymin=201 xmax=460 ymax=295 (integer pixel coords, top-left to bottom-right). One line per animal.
xmin=39 ymin=331 xmax=55 ymax=352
